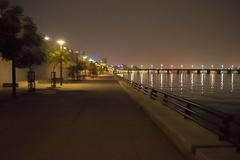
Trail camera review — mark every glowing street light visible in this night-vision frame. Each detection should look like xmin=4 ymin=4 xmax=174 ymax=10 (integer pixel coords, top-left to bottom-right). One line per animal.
xmin=44 ymin=36 xmax=50 ymax=41
xmin=211 ymin=65 xmax=214 ymax=69
xmin=57 ymin=39 xmax=66 ymax=86
xmin=191 ymin=65 xmax=194 ymax=69
xmin=150 ymin=64 xmax=153 ymax=69
xmin=170 ymin=65 xmax=174 ymax=69
xmin=83 ymin=55 xmax=88 ymax=60
xmin=221 ymin=64 xmax=224 ymax=69
xmin=57 ymin=40 xmax=65 ymax=47
xmin=180 ymin=65 xmax=183 ymax=69
xmin=201 ymin=65 xmax=204 ymax=69
xmin=140 ymin=65 xmax=143 ymax=69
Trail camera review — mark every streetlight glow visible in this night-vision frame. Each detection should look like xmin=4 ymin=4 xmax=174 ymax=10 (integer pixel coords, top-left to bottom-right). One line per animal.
xmin=57 ymin=40 xmax=65 ymax=46
xmin=83 ymin=56 xmax=88 ymax=60
xmin=44 ymin=36 xmax=50 ymax=41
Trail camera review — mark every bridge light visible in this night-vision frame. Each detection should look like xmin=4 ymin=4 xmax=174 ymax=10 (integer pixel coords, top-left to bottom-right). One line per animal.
xmin=231 ymin=65 xmax=234 ymax=69
xmin=191 ymin=65 xmax=194 ymax=69
xmin=150 ymin=64 xmax=153 ymax=69
xmin=170 ymin=65 xmax=174 ymax=69
xmin=221 ymin=65 xmax=224 ymax=69
xmin=160 ymin=64 xmax=163 ymax=69
xmin=180 ymin=65 xmax=183 ymax=69
xmin=211 ymin=65 xmax=214 ymax=69
xmin=201 ymin=65 xmax=204 ymax=69
xmin=140 ymin=65 xmax=143 ymax=69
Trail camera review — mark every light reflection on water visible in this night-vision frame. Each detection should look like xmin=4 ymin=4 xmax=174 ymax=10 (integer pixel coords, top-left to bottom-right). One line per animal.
xmin=126 ymin=72 xmax=239 ymax=95
xmin=124 ymin=72 xmax=240 ymax=117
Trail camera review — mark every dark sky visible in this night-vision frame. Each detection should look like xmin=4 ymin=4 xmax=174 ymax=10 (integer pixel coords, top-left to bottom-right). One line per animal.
xmin=11 ymin=0 xmax=240 ymax=67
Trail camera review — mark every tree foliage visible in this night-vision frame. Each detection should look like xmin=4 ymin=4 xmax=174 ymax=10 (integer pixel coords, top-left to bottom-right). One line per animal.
xmin=47 ymin=46 xmax=71 ymax=72
xmin=0 ymin=1 xmax=45 ymax=69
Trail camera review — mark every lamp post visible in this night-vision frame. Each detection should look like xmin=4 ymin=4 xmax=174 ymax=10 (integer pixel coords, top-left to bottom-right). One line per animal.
xmin=75 ymin=51 xmax=79 ymax=80
xmin=57 ymin=40 xmax=65 ymax=86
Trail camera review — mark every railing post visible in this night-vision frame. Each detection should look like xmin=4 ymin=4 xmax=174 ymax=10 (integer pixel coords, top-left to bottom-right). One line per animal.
xmin=150 ymin=88 xmax=154 ymax=99
xmin=184 ymin=104 xmax=192 ymax=119
xmin=163 ymin=94 xmax=168 ymax=103
xmin=219 ymin=119 xmax=231 ymax=140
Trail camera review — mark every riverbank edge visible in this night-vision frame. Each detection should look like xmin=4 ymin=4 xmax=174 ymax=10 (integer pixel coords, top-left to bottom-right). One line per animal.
xmin=117 ymin=78 xmax=240 ymax=160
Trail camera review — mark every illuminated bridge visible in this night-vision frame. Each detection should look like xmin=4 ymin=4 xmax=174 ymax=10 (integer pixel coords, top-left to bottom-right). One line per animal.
xmin=117 ymin=68 xmax=240 ymax=74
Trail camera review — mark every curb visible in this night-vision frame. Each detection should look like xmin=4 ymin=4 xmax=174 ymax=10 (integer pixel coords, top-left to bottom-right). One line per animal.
xmin=118 ymin=79 xmax=240 ymax=160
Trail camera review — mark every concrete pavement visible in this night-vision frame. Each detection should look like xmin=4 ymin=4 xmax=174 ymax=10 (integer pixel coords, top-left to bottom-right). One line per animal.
xmin=0 ymin=76 xmax=185 ymax=160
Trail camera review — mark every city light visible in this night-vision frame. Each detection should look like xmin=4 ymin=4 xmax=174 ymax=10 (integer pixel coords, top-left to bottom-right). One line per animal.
xmin=150 ymin=64 xmax=153 ymax=69
xmin=140 ymin=65 xmax=143 ymax=69
xmin=89 ymin=58 xmax=95 ymax=62
xmin=201 ymin=65 xmax=204 ymax=69
xmin=180 ymin=65 xmax=183 ymax=68
xmin=211 ymin=65 xmax=214 ymax=69
xmin=191 ymin=65 xmax=194 ymax=68
xmin=170 ymin=65 xmax=174 ymax=69
xmin=221 ymin=64 xmax=224 ymax=69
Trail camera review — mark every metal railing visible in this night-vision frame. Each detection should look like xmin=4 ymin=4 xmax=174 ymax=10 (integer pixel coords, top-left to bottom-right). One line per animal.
xmin=117 ymin=75 xmax=240 ymax=151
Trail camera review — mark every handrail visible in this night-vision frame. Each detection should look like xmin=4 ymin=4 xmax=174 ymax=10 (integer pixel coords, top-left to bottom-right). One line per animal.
xmin=117 ymin=75 xmax=240 ymax=151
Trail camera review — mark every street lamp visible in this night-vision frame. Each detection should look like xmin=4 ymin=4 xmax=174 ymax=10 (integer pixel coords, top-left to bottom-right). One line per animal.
xmin=83 ymin=55 xmax=88 ymax=60
xmin=75 ymin=51 xmax=80 ymax=80
xmin=57 ymin=39 xmax=65 ymax=86
xmin=44 ymin=36 xmax=50 ymax=41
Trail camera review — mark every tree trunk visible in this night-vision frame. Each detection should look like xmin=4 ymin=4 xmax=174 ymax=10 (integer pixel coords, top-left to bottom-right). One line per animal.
xmin=12 ymin=58 xmax=16 ymax=98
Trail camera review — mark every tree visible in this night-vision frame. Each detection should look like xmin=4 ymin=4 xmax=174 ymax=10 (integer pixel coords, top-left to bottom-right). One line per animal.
xmin=88 ymin=62 xmax=97 ymax=78
xmin=47 ymin=46 xmax=70 ymax=72
xmin=0 ymin=1 xmax=44 ymax=97
xmin=16 ymin=17 xmax=46 ymax=70
xmin=67 ymin=60 xmax=87 ymax=80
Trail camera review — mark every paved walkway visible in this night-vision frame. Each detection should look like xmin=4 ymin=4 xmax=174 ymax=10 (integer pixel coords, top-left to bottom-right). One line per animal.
xmin=0 ymin=76 xmax=185 ymax=160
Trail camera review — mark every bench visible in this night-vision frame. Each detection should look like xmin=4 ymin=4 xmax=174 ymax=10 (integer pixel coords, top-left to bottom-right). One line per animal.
xmin=2 ymin=83 xmax=19 ymax=88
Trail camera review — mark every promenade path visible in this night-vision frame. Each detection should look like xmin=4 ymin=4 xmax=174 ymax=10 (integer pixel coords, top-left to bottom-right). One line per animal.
xmin=0 ymin=75 xmax=185 ymax=160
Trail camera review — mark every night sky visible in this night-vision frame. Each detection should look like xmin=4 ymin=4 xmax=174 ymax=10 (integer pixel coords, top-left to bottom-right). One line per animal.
xmin=11 ymin=0 xmax=240 ymax=68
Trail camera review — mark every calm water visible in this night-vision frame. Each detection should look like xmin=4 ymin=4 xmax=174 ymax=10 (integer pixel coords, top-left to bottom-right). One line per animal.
xmin=121 ymin=71 xmax=240 ymax=120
